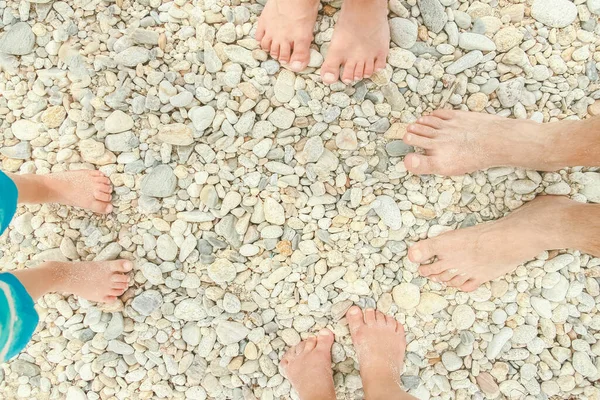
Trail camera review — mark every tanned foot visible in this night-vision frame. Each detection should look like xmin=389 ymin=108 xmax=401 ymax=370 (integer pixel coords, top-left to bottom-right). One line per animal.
xmin=255 ymin=0 xmax=320 ymax=72
xmin=402 ymin=109 xmax=590 ymax=176
xmin=346 ymin=306 xmax=411 ymax=400
xmin=408 ymin=196 xmax=600 ymax=292
xmin=280 ymin=329 xmax=336 ymax=400
xmin=45 ymin=171 xmax=113 ymax=214
xmin=52 ymin=260 xmax=133 ymax=303
xmin=321 ymin=0 xmax=389 ymax=84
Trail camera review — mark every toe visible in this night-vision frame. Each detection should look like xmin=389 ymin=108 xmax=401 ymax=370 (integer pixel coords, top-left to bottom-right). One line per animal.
xmin=90 ymin=200 xmax=113 ymax=214
xmin=364 ymin=59 xmax=375 ymax=78
xmin=385 ymin=315 xmax=397 ymax=327
xmin=404 ymin=153 xmax=438 ymax=175
xmin=403 ymin=133 xmax=435 ymax=149
xmin=316 ymin=329 xmax=334 ymax=351
xmin=460 ymin=280 xmax=481 ymax=292
xmin=289 ymin=39 xmax=311 ymax=72
xmin=91 ymin=170 xmax=105 ymax=178
xmin=97 ymin=183 xmax=112 ymax=194
xmin=353 ymin=62 xmax=365 ymax=82
xmin=408 ymin=240 xmax=438 ymax=263
xmin=103 ymin=295 xmax=118 ymax=303
xmin=375 ymin=310 xmax=387 ymax=326
xmin=435 ymin=267 xmax=461 ymax=282
xmin=447 ymin=274 xmax=470 ymax=288
xmin=260 ymin=36 xmax=272 ymax=52
xmin=321 ymin=52 xmax=344 ymax=84
xmin=407 ymin=123 xmax=438 ymax=138
xmin=416 ymin=116 xmax=444 ymax=130
xmin=431 ymin=109 xmax=457 ymax=120
xmin=111 ymin=274 xmax=129 ymax=284
xmin=294 ymin=340 xmax=306 ymax=355
xmin=374 ymin=56 xmax=386 ymax=73
xmin=111 ymin=260 xmax=134 ymax=273
xmin=94 ymin=176 xmax=111 ymax=186
xmin=303 ymin=336 xmax=317 ymax=352
xmin=94 ymin=190 xmax=112 ymax=203
xmin=111 ymin=283 xmax=128 ymax=291
xmin=346 ymin=306 xmax=365 ymax=334
xmin=278 ymin=42 xmax=291 ymax=65
xmin=419 ymin=261 xmax=450 ymax=278
xmin=364 ymin=309 xmax=376 ymax=325
xmin=255 ymin=21 xmax=266 ymax=42
xmin=395 ymin=321 xmax=406 ymax=336
xmin=270 ymin=42 xmax=281 ymax=60
xmin=341 ymin=61 xmax=357 ymax=84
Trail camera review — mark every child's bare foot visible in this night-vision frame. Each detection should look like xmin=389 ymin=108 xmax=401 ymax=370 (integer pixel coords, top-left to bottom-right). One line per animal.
xmin=408 ymin=196 xmax=600 ymax=292
xmin=11 ymin=170 xmax=113 ymax=214
xmin=402 ymin=109 xmax=600 ymax=175
xmin=280 ymin=329 xmax=336 ymax=400
xmin=255 ymin=0 xmax=320 ymax=72
xmin=321 ymin=0 xmax=389 ymax=84
xmin=346 ymin=306 xmax=413 ymax=400
xmin=54 ymin=260 xmax=132 ymax=302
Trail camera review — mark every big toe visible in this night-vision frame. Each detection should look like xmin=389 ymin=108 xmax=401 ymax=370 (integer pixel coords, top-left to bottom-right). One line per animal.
xmin=315 ymin=329 xmax=334 ymax=352
xmin=289 ymin=40 xmax=311 ymax=72
xmin=346 ymin=306 xmax=365 ymax=334
xmin=404 ymin=153 xmax=438 ymax=175
xmin=110 ymin=260 xmax=134 ymax=273
xmin=321 ymin=51 xmax=343 ymax=84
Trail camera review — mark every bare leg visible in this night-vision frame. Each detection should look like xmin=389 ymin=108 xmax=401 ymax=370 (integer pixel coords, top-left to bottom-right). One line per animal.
xmin=321 ymin=0 xmax=390 ymax=84
xmin=280 ymin=329 xmax=337 ymax=400
xmin=8 ymin=170 xmax=113 ymax=214
xmin=11 ymin=260 xmax=133 ymax=302
xmin=403 ymin=110 xmax=600 ymax=175
xmin=345 ymin=307 xmax=416 ymax=400
xmin=408 ymin=196 xmax=600 ymax=291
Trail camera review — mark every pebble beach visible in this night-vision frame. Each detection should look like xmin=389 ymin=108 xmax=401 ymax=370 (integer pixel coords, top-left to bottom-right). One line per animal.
xmin=1 ymin=0 xmax=600 ymax=399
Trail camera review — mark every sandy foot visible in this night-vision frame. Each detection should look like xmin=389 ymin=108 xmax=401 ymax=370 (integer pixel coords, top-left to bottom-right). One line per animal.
xmin=280 ymin=329 xmax=336 ymax=400
xmin=402 ymin=109 xmax=570 ymax=175
xmin=43 ymin=170 xmax=113 ymax=214
xmin=346 ymin=306 xmax=408 ymax=399
xmin=321 ymin=0 xmax=389 ymax=84
xmin=255 ymin=0 xmax=319 ymax=72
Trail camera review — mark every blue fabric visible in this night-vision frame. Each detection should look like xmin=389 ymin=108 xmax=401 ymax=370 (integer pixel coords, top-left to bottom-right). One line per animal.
xmin=0 ymin=170 xmax=18 ymax=236
xmin=0 ymin=273 xmax=39 ymax=363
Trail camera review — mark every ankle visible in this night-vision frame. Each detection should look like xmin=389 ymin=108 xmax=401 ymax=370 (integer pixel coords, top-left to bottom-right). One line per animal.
xmin=564 ymin=202 xmax=600 ymax=256
xmin=39 ymin=262 xmax=67 ymax=293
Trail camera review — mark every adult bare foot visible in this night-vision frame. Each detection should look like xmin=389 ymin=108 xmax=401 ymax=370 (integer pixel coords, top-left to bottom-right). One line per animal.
xmin=10 ymin=170 xmax=113 ymax=214
xmin=346 ymin=306 xmax=415 ymax=400
xmin=13 ymin=260 xmax=133 ymax=302
xmin=280 ymin=329 xmax=336 ymax=400
xmin=403 ymin=109 xmax=600 ymax=176
xmin=255 ymin=0 xmax=320 ymax=72
xmin=321 ymin=0 xmax=389 ymax=84
xmin=408 ymin=196 xmax=600 ymax=292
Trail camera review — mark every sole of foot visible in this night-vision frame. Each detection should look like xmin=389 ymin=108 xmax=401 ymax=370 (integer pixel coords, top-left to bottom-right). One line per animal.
xmin=320 ymin=0 xmax=389 ymax=84
xmin=345 ymin=306 xmax=408 ymax=399
xmin=402 ymin=109 xmax=570 ymax=175
xmin=407 ymin=196 xmax=591 ymax=292
xmin=255 ymin=0 xmax=320 ymax=72
xmin=52 ymin=260 xmax=133 ymax=303
xmin=280 ymin=329 xmax=337 ymax=400
xmin=43 ymin=170 xmax=113 ymax=214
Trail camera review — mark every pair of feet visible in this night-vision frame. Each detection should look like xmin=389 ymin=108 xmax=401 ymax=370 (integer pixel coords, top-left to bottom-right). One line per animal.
xmin=282 ymin=306 xmax=413 ymax=400
xmin=400 ymin=110 xmax=600 ymax=291
xmin=8 ymin=171 xmax=132 ymax=303
xmin=256 ymin=0 xmax=389 ymax=84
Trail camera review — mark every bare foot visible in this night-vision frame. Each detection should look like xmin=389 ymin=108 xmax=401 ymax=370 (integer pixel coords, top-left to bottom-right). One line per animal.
xmin=280 ymin=329 xmax=336 ymax=400
xmin=346 ymin=306 xmax=412 ymax=400
xmin=255 ymin=0 xmax=320 ymax=72
xmin=407 ymin=196 xmax=599 ymax=292
xmin=55 ymin=260 xmax=133 ymax=302
xmin=11 ymin=170 xmax=113 ymax=214
xmin=402 ymin=109 xmax=588 ymax=176
xmin=321 ymin=0 xmax=389 ymax=84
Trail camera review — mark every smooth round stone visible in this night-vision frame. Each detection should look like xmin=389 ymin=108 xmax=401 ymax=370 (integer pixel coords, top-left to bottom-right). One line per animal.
xmin=389 ymin=18 xmax=418 ymax=49
xmin=392 ymin=283 xmax=420 ymax=309
xmin=208 ymin=258 xmax=237 ymax=284
xmin=452 ymin=305 xmax=476 ymax=330
xmin=441 ymin=351 xmax=463 ymax=371
xmin=531 ymin=0 xmax=577 ymax=28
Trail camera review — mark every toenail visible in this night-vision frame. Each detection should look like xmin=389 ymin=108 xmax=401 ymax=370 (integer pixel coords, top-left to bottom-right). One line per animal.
xmin=431 ymin=277 xmax=437 ymax=282
xmin=280 ymin=60 xmax=287 ymax=65
xmin=405 ymin=133 xmax=412 ymax=142
xmin=319 ymin=329 xmax=330 ymax=336
xmin=123 ymin=261 xmax=133 ymax=270
xmin=342 ymin=79 xmax=352 ymax=84
xmin=291 ymin=61 xmax=302 ymax=70
xmin=412 ymin=156 xmax=421 ymax=168
xmin=348 ymin=307 xmax=361 ymax=315
xmin=323 ymin=73 xmax=335 ymax=82
xmin=412 ymin=249 xmax=422 ymax=260
xmin=106 ymin=204 xmax=113 ymax=213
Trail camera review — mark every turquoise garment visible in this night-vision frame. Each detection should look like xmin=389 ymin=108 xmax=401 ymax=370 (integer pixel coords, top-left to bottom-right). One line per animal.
xmin=0 ymin=170 xmax=39 ymax=363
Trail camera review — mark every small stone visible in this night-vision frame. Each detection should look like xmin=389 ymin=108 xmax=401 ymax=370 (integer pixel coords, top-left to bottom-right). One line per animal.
xmin=104 ymin=313 xmax=124 ymax=340
xmin=268 ymin=107 xmax=295 ymax=129
xmin=476 ymin=372 xmax=500 ymax=397
xmin=1 ymin=142 xmax=31 ymax=159
xmin=389 ymin=18 xmax=418 ymax=49
xmin=442 ymin=351 xmax=463 ymax=371
xmin=131 ymin=290 xmax=163 ymax=316
xmin=0 ymin=22 xmax=35 ymax=55
xmin=452 ymin=304 xmax=476 ymax=330
xmin=336 ymin=129 xmax=358 ymax=150
xmin=41 ymin=106 xmax=66 ymax=128
xmin=513 ymin=325 xmax=538 ymax=345
xmin=140 ymin=165 xmax=177 ymax=198
xmin=589 ymin=0 xmax=600 ymax=14
xmin=512 ymin=179 xmax=538 ymax=194
xmin=494 ymin=26 xmax=524 ymax=53
xmin=216 ymin=321 xmax=249 ymax=345
xmin=174 ymin=299 xmax=206 ymax=321
xmin=170 ymin=91 xmax=194 ymax=108
xmin=388 ymin=48 xmax=416 ymax=69
xmin=384 ymin=123 xmax=408 ymax=140
xmin=208 ymin=258 xmax=237 ymax=284
xmin=392 ymin=283 xmax=420 ymax=309
xmin=274 ymin=69 xmax=295 ymax=103
xmin=531 ymin=296 xmax=552 ymax=318
xmin=12 ymin=120 xmax=42 ymax=141
xmin=458 ymin=33 xmax=496 ymax=51
xmin=158 ymin=123 xmax=193 ymax=146
xmin=417 ymin=293 xmax=448 ymax=314
xmin=497 ymin=78 xmax=524 ymax=108
xmin=580 ymin=172 xmax=600 ymax=203
xmin=466 ymin=92 xmax=488 ymax=112
xmin=446 ymin=50 xmax=483 ymax=74
xmin=189 ymin=106 xmax=216 ymax=132
xmin=573 ymin=352 xmax=598 ymax=378
xmin=264 ymin=197 xmax=285 ymax=225
xmin=182 ymin=323 xmax=202 ymax=346
xmin=303 ymin=136 xmax=324 ymax=162
xmin=114 ymin=46 xmax=151 ymax=67
xmin=420 ymin=0 xmax=448 ymax=33
xmin=531 ymin=0 xmax=578 ymax=28
xmin=372 ymin=195 xmax=402 ymax=230
xmin=386 ymin=141 xmax=413 ymax=156
xmin=486 ymin=327 xmax=513 ymax=359
xmin=105 ymin=110 xmax=134 ymax=134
